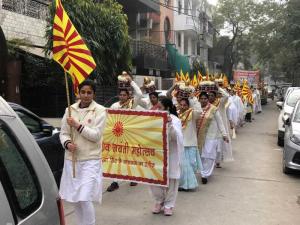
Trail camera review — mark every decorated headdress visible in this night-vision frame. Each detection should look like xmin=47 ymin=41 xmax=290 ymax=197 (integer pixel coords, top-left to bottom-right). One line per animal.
xmin=118 ymin=71 xmax=131 ymax=90
xmin=173 ymin=71 xmax=195 ymax=98
xmin=198 ymin=72 xmax=217 ymax=92
xmin=215 ymin=74 xmax=224 ymax=87
xmin=177 ymin=82 xmax=195 ymax=99
xmin=143 ymin=77 xmax=156 ymax=93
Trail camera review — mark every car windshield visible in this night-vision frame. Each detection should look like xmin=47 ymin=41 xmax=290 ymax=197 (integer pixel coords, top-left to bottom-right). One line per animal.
xmin=286 ymin=91 xmax=300 ymax=107
xmin=293 ymin=105 xmax=300 ymax=123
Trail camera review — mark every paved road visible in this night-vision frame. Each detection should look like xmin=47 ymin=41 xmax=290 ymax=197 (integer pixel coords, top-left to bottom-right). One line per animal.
xmin=64 ymin=101 xmax=300 ymax=225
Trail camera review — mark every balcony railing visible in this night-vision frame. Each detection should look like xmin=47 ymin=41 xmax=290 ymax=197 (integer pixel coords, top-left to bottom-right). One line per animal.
xmin=2 ymin=0 xmax=49 ymax=20
xmin=130 ymin=40 xmax=168 ymax=71
xmin=131 ymin=40 xmax=167 ymax=59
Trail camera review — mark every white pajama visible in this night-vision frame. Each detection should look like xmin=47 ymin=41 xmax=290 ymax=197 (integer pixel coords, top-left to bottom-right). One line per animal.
xmin=59 ymin=159 xmax=102 ymax=203
xmin=201 ymin=139 xmax=220 ymax=178
xmin=201 ymin=158 xmax=216 ymax=178
xmin=74 ymin=201 xmax=96 ymax=225
xmin=60 ymin=160 xmax=101 ymax=225
xmin=150 ymin=179 xmax=180 ymax=209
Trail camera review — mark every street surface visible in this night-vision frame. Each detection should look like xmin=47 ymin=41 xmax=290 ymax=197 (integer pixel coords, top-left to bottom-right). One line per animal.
xmin=52 ymin=101 xmax=300 ymax=225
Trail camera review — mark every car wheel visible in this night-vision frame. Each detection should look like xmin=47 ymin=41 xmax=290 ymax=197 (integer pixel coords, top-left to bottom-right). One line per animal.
xmin=282 ymin=150 xmax=293 ymax=174
xmin=277 ymin=136 xmax=284 ymax=147
xmin=282 ymin=155 xmax=293 ymax=174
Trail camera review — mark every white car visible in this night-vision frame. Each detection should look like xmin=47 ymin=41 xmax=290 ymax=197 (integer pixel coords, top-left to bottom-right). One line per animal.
xmin=277 ymin=89 xmax=300 ymax=146
xmin=0 ymin=97 xmax=65 ymax=225
xmin=156 ymin=90 xmax=168 ymax=98
xmin=283 ymin=100 xmax=300 ymax=173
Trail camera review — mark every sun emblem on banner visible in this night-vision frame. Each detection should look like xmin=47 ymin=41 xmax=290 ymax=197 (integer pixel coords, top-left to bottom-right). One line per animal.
xmin=112 ymin=121 xmax=124 ymax=137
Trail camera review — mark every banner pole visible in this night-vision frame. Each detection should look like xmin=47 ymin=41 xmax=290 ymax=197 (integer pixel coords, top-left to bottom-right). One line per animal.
xmin=64 ymin=71 xmax=76 ymax=178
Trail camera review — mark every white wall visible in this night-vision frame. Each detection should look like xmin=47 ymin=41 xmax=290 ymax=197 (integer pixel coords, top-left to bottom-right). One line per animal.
xmin=0 ymin=8 xmax=47 ymax=47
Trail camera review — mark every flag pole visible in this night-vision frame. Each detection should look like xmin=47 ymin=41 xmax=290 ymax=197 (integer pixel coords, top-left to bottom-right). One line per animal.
xmin=64 ymin=71 xmax=76 ymax=178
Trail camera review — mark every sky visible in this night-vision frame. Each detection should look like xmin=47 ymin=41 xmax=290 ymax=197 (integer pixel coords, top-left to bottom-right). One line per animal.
xmin=207 ymin=0 xmax=218 ymax=6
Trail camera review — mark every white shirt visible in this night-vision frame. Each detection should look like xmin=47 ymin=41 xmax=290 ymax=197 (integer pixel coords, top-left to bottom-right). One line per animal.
xmin=182 ymin=97 xmax=202 ymax=147
xmin=110 ymin=81 xmax=144 ymax=110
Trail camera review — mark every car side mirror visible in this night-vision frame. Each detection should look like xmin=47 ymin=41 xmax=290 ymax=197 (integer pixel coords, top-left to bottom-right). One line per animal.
xmin=42 ymin=124 xmax=54 ymax=136
xmin=283 ymin=115 xmax=291 ymax=126
xmin=276 ymin=101 xmax=283 ymax=109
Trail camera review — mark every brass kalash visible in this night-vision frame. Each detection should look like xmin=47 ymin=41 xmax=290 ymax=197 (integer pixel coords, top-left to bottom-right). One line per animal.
xmin=117 ymin=71 xmax=131 ymax=90
xmin=143 ymin=77 xmax=156 ymax=94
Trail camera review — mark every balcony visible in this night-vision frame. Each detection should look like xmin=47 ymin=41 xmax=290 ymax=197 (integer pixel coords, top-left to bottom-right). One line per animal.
xmin=2 ymin=0 xmax=49 ymax=20
xmin=130 ymin=40 xmax=168 ymax=71
xmin=174 ymin=14 xmax=201 ymax=34
xmin=117 ymin=0 xmax=159 ymax=13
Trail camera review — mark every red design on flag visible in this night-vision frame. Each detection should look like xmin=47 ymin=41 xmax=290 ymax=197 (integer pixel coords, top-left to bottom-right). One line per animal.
xmin=52 ymin=0 xmax=96 ymax=94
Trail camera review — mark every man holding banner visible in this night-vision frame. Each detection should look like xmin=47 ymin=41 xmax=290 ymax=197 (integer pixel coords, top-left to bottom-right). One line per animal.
xmin=106 ymin=71 xmax=144 ymax=192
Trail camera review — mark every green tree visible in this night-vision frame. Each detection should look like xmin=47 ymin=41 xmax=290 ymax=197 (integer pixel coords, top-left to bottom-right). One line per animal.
xmin=214 ymin=0 xmax=258 ymax=78
xmin=249 ymin=0 xmax=300 ymax=84
xmin=45 ymin=0 xmax=131 ymax=84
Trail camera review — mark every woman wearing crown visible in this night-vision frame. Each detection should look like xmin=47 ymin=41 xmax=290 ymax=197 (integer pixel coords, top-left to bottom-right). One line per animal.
xmin=197 ymin=89 xmax=229 ymax=184
xmin=176 ymin=83 xmax=203 ymax=191
xmin=139 ymin=77 xmax=160 ymax=110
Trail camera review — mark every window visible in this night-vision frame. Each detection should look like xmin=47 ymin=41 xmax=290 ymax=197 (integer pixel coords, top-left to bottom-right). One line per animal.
xmin=184 ymin=0 xmax=189 ymax=15
xmin=293 ymin=105 xmax=300 ymax=123
xmin=287 ymin=91 xmax=300 ymax=107
xmin=15 ymin=111 xmax=42 ymax=133
xmin=178 ymin=0 xmax=182 ymax=14
xmin=164 ymin=17 xmax=171 ymax=43
xmin=178 ymin=33 xmax=181 ymax=47
xmin=0 ymin=121 xmax=41 ymax=219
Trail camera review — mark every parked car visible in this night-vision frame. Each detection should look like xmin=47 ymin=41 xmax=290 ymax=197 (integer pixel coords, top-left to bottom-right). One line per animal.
xmin=282 ymin=100 xmax=300 ymax=173
xmin=283 ymin=87 xmax=300 ymax=102
xmin=8 ymin=102 xmax=64 ymax=187
xmin=267 ymin=86 xmax=275 ymax=100
xmin=277 ymin=89 xmax=300 ymax=146
xmin=0 ymin=97 xmax=65 ymax=225
xmin=156 ymin=90 xmax=168 ymax=98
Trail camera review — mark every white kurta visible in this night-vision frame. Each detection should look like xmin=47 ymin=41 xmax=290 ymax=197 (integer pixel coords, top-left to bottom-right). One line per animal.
xmin=231 ymin=95 xmax=245 ymax=126
xmin=150 ymin=114 xmax=184 ymax=209
xmin=60 ymin=160 xmax=102 ymax=203
xmin=216 ymin=88 xmax=234 ymax=162
xmin=111 ymin=81 xmax=144 ymax=110
xmin=168 ymin=114 xmax=184 ymax=179
xmin=227 ymin=98 xmax=239 ymax=126
xmin=254 ymin=89 xmax=262 ymax=113
xmin=201 ymin=110 xmax=227 ymax=177
xmin=182 ymin=97 xmax=202 ymax=147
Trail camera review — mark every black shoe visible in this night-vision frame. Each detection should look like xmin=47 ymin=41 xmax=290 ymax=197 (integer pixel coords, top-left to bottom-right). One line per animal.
xmin=107 ymin=182 xmax=119 ymax=192
xmin=216 ymin=163 xmax=222 ymax=168
xmin=178 ymin=187 xmax=189 ymax=192
xmin=130 ymin=182 xmax=138 ymax=186
xmin=201 ymin=177 xmax=208 ymax=184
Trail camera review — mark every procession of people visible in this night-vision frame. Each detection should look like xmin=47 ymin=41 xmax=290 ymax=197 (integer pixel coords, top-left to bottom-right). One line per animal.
xmin=59 ymin=71 xmax=263 ymax=224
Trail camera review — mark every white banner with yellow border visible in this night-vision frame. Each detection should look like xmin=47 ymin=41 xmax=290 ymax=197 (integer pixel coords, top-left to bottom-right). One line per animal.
xmin=102 ymin=109 xmax=169 ymax=186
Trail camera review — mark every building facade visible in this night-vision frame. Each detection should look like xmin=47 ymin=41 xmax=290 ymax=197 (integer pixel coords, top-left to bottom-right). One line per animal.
xmin=117 ymin=0 xmax=175 ymax=88
xmin=173 ymin=0 xmax=214 ymax=70
xmin=0 ymin=0 xmax=48 ymax=56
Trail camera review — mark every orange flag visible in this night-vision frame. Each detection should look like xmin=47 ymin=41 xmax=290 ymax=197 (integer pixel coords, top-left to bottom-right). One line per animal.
xmin=242 ymin=80 xmax=254 ymax=104
xmin=52 ymin=0 xmax=96 ymax=93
